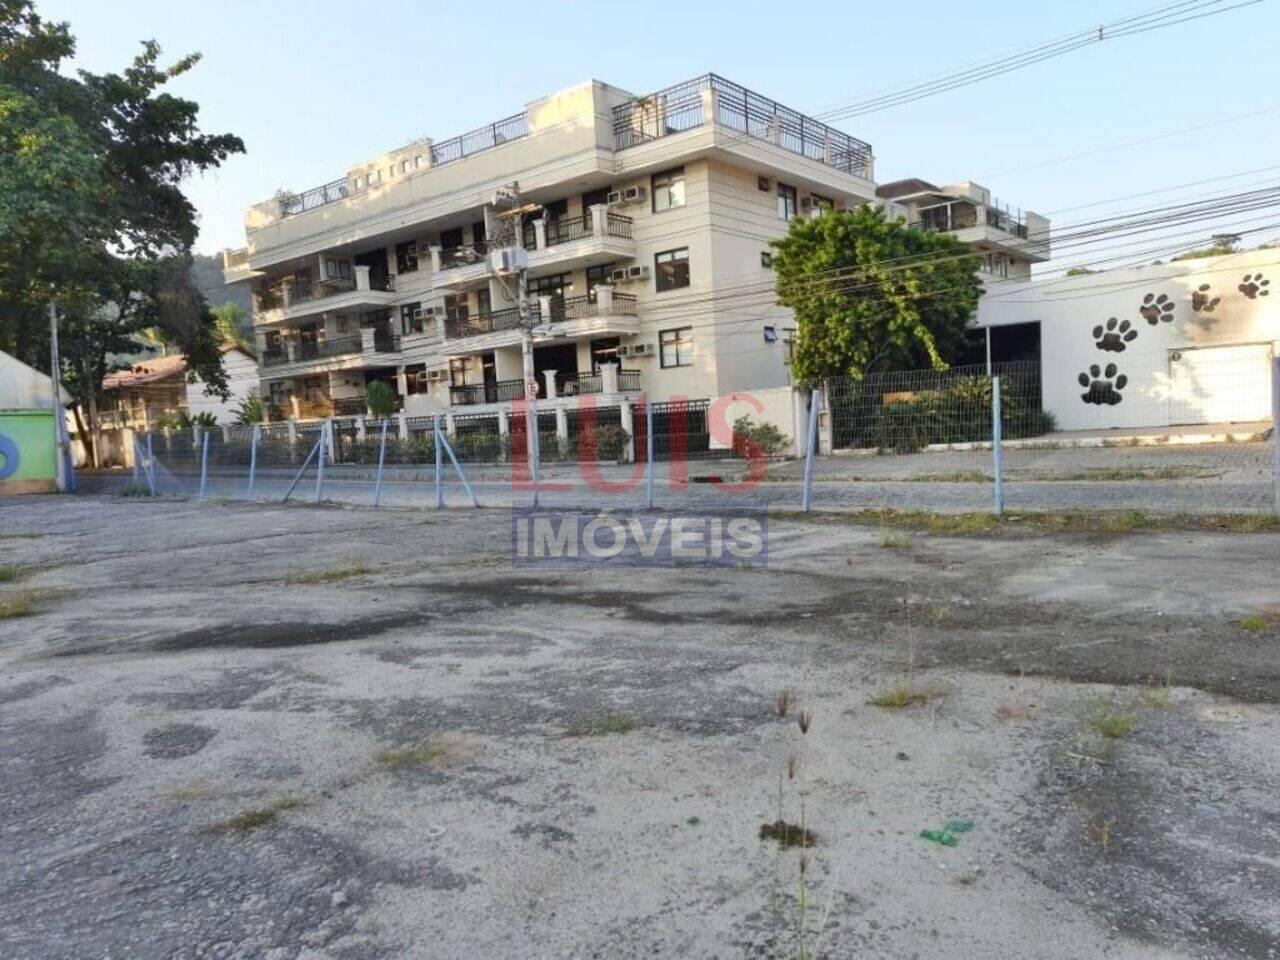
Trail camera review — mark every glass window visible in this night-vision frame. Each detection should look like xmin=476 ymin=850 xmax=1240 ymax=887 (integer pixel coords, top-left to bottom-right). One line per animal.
xmin=395 ymin=241 xmax=418 ymax=274
xmin=659 ymin=327 xmax=693 ymax=368
xmin=439 ymin=227 xmax=463 ymax=250
xmin=528 ymin=273 xmax=572 ymax=299
xmin=400 ymin=302 xmax=422 ymax=335
xmin=777 ymin=183 xmax=797 ymax=220
xmin=809 ymin=193 xmax=833 ymax=216
xmin=655 ymin=248 xmax=689 ymax=292
xmin=323 ymin=258 xmax=350 ymax=281
xmin=652 ymin=167 xmax=686 ymax=212
xmin=586 ymin=263 xmax=616 ymax=299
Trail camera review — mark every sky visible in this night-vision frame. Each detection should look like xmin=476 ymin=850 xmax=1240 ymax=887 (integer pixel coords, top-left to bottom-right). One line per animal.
xmin=39 ymin=0 xmax=1280 ymax=265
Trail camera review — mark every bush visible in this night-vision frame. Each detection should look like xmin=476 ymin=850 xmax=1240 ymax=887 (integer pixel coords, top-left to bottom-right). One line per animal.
xmin=591 ymin=424 xmax=631 ymax=462
xmin=365 ymin=381 xmax=396 ymax=418
xmin=450 ymin=431 xmax=509 ymax=462
xmin=233 ymin=390 xmax=264 ymax=425
xmin=868 ymin=375 xmax=1053 ymax=452
xmin=732 ymin=415 xmax=789 ymax=457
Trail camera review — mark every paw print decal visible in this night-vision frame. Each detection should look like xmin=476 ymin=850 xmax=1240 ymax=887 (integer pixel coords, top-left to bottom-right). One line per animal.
xmin=1139 ymin=292 xmax=1174 ymax=325
xmin=1078 ymin=364 xmax=1128 ymax=406
xmin=1092 ymin=317 xmax=1136 ymax=352
xmin=1239 ymin=273 xmax=1270 ymax=299
xmin=1191 ymin=284 xmax=1220 ymax=313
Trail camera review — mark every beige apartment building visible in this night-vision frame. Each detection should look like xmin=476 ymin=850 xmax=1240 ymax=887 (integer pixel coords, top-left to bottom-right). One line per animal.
xmin=223 ymin=74 xmax=1048 ymax=440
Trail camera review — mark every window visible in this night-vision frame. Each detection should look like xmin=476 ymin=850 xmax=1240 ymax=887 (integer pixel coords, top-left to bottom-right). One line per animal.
xmin=476 ymin=287 xmax=491 ymax=316
xmin=529 ymin=273 xmax=572 ymax=299
xmin=777 ymin=183 xmax=797 ymax=220
xmin=400 ymin=302 xmax=423 ymax=335
xmin=586 ymin=263 xmax=616 ymax=299
xmin=659 ymin=327 xmax=693 ymax=368
xmin=808 ymin=193 xmax=833 ymax=216
xmin=472 ymin=220 xmax=487 ymax=252
xmin=395 ymin=241 xmax=418 ymax=274
xmin=324 ymin=258 xmax=351 ymax=281
xmin=761 ymin=251 xmax=773 ymax=268
xmin=652 ymin=167 xmax=686 ymax=212
xmin=655 ymin=248 xmax=689 ymax=292
xmin=439 ymin=227 xmax=463 ymax=250
xmin=444 ymin=293 xmax=468 ymax=324
xmin=582 ymin=187 xmax=611 ymax=211
xmin=758 ymin=176 xmax=772 ymax=192
xmin=404 ymin=363 xmax=426 ymax=394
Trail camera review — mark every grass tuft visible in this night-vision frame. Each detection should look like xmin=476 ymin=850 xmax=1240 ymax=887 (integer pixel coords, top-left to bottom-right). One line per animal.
xmin=373 ymin=740 xmax=451 ymax=770
xmin=285 ymin=562 xmax=373 ymax=585
xmin=770 ymin=508 xmax=1280 ymax=537
xmin=1137 ymin=671 xmax=1174 ymax=708
xmin=566 ymin=711 xmax=636 ymax=736
xmin=0 ymin=565 xmax=23 ymax=583
xmin=1086 ymin=705 xmax=1137 ymax=739
xmin=118 ymin=482 xmax=154 ymax=497
xmin=879 ymin=531 xmax=911 ymax=550
xmin=1233 ymin=613 xmax=1271 ymax=633
xmin=759 ymin=819 xmax=816 ymax=849
xmin=212 ymin=795 xmax=301 ymax=833
xmin=0 ymin=590 xmax=40 ymax=619
xmin=868 ymin=682 xmax=945 ymax=709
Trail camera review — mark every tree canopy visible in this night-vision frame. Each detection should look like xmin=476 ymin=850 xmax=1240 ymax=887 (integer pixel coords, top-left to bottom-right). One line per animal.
xmin=0 ymin=0 xmax=244 ymax=457
xmin=771 ymin=205 xmax=984 ymax=384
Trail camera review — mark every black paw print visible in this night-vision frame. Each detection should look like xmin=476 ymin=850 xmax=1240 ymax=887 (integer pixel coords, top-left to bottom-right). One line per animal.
xmin=1239 ymin=273 xmax=1270 ymax=299
xmin=1191 ymin=284 xmax=1220 ymax=313
xmin=1078 ymin=363 xmax=1128 ymax=406
xmin=1092 ymin=317 xmax=1136 ymax=352
xmin=1139 ymin=292 xmax=1175 ymax=325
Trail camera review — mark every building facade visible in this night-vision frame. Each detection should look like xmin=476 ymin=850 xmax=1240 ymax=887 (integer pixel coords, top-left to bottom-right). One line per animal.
xmin=225 ymin=75 xmax=885 ymax=437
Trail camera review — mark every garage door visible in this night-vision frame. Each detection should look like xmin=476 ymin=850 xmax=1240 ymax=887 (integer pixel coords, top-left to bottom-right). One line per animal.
xmin=1167 ymin=344 xmax=1273 ymax=425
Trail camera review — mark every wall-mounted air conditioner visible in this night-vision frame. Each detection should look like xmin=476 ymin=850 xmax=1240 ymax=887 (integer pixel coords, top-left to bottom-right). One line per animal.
xmin=626 ymin=265 xmax=649 ymax=281
xmin=609 ymin=267 xmax=630 ymax=283
xmin=412 ymin=305 xmax=440 ymax=320
xmin=489 ymin=246 xmax=529 ymax=274
xmin=606 ymin=190 xmax=624 ymax=205
xmin=621 ymin=185 xmax=646 ymax=204
xmin=427 ymin=369 xmax=447 ymax=382
xmin=628 ymin=342 xmax=656 ymax=357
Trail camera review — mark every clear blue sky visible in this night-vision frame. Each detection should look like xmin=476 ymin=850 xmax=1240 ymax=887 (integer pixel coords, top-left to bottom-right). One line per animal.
xmin=40 ymin=0 xmax=1280 ymax=263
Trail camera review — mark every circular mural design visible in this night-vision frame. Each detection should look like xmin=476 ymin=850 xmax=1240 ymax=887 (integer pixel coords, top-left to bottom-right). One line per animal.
xmin=0 ymin=432 xmax=19 ymax=481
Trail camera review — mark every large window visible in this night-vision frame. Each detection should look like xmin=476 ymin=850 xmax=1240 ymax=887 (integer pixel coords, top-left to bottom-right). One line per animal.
xmin=395 ymin=241 xmax=418 ymax=274
xmin=529 ymin=272 xmax=572 ymax=299
xmin=777 ymin=182 xmax=797 ymax=220
xmin=400 ymin=302 xmax=422 ymax=335
xmin=655 ymin=248 xmax=689 ymax=292
xmin=659 ymin=327 xmax=693 ymax=368
xmin=586 ymin=263 xmax=616 ymax=299
xmin=652 ymin=167 xmax=686 ymax=212
xmin=439 ymin=226 xmax=463 ymax=250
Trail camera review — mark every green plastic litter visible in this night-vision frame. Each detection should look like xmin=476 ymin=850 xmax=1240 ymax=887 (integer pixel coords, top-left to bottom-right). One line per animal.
xmin=945 ymin=819 xmax=974 ymax=834
xmin=919 ymin=829 xmax=957 ymax=847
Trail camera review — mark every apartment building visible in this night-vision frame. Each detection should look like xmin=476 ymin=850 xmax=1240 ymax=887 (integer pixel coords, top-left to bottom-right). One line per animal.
xmin=223 ymin=74 xmax=881 ymax=432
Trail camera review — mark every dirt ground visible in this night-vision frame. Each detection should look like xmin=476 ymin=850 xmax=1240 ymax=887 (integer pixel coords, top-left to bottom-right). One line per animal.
xmin=1 ymin=495 xmax=1278 ymax=959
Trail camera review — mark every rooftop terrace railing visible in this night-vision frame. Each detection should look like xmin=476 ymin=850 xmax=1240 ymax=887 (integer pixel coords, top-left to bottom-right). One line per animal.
xmin=613 ymin=74 xmax=873 ymax=179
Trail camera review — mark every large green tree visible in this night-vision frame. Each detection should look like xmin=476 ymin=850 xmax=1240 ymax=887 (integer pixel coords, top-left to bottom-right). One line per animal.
xmin=0 ymin=0 xmax=243 ymax=462
xmin=771 ymin=205 xmax=984 ymax=384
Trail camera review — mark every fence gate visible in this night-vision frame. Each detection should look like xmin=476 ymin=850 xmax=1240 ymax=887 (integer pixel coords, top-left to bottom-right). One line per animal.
xmin=631 ymin=399 xmax=728 ymax=462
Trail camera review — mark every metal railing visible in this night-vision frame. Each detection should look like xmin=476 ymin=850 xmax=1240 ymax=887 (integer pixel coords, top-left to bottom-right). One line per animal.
xmin=546 ymin=293 xmax=638 ymax=321
xmin=439 ymin=242 xmax=490 ymax=270
xmin=559 ymin=372 xmax=602 ymax=396
xmin=261 ymin=348 xmax=290 ymax=368
xmin=613 ymin=74 xmax=873 ymax=178
xmin=332 ymin=397 xmax=368 ymax=416
xmin=618 ymin=369 xmax=642 ymax=392
xmin=371 ymin=330 xmax=400 ymax=353
xmin=369 ymin=275 xmax=397 ymax=292
xmin=297 ymin=336 xmax=362 ymax=361
xmin=449 ymin=379 xmax=527 ymax=406
xmin=545 ymin=214 xmax=592 ymax=246
xmin=444 ymin=306 xmax=525 ymax=339
xmin=288 ymin=276 xmax=356 ymax=304
xmin=275 ymin=112 xmax=529 ymax=220
xmin=605 ymin=212 xmax=634 ymax=239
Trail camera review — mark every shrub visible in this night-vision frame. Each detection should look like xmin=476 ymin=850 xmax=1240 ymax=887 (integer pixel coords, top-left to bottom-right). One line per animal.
xmin=591 ymin=424 xmax=631 ymax=462
xmin=732 ymin=415 xmax=789 ymax=456
xmin=233 ymin=390 xmax=264 ymax=425
xmin=365 ymin=381 xmax=396 ymax=418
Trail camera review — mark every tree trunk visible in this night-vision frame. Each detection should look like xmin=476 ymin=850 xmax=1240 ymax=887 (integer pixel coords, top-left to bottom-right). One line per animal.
xmin=71 ymin=403 xmax=93 ymax=468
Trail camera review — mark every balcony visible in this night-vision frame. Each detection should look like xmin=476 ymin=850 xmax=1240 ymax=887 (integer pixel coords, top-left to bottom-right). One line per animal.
xmin=442 ymin=289 xmax=639 ymax=353
xmin=559 ymin=368 xmax=641 ymax=396
xmin=430 ymin=242 xmax=493 ymax=291
xmin=450 ymin=379 xmax=527 ymax=406
xmin=280 ymin=269 xmax=397 ymax=322
xmin=259 ymin=329 xmax=401 ymax=376
xmin=613 ymin=74 xmax=873 ymax=180
xmin=915 ymin=199 xmax=1047 ymax=262
xmin=526 ymin=209 xmax=635 ymax=275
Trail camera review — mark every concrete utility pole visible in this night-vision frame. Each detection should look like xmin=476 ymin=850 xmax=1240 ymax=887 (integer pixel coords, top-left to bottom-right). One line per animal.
xmin=495 ymin=181 xmax=541 ymax=505
xmin=48 ymin=301 xmax=72 ymax=492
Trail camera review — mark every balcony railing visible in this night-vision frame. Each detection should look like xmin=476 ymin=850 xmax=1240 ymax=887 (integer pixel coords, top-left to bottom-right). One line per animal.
xmin=547 ymin=292 xmax=638 ymax=321
xmin=290 ymin=276 xmax=355 ymax=303
xmin=262 ymin=348 xmax=290 ymax=368
xmin=450 ymin=379 xmax=527 ymax=406
xmin=274 ymin=112 xmax=530 ymax=219
xmin=613 ymin=74 xmax=873 ymax=178
xmin=542 ymin=212 xmax=634 ymax=247
xmin=332 ymin=397 xmax=369 ymax=417
xmin=559 ymin=368 xmax=642 ymax=396
xmin=439 ymin=242 xmax=489 ymax=271
xmin=298 ymin=336 xmax=362 ymax=361
xmin=606 ymin=212 xmax=634 ymax=239
xmin=444 ymin=306 xmax=525 ymax=339
xmin=371 ymin=330 xmax=401 ymax=353
xmin=618 ymin=369 xmax=641 ymax=392
xmin=986 ymin=206 xmax=1029 ymax=237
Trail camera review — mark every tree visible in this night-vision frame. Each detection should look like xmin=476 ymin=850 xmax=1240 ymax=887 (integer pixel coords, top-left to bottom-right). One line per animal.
xmin=210 ymin=302 xmax=254 ymax=353
xmin=365 ymin=380 xmax=396 ymax=418
xmin=0 ymin=1 xmax=244 ymax=462
xmin=771 ymin=205 xmax=983 ymax=384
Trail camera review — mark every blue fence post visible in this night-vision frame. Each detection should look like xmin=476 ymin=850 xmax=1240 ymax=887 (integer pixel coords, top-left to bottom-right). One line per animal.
xmin=645 ymin=400 xmax=655 ymax=510
xmin=314 ymin=422 xmax=328 ymax=503
xmin=145 ymin=433 xmax=156 ymax=496
xmin=247 ymin=425 xmax=260 ymax=499
xmin=801 ymin=387 xmax=820 ymax=512
xmin=282 ymin=437 xmax=321 ymax=502
xmin=198 ymin=429 xmax=210 ymax=500
xmin=434 ymin=415 xmax=444 ymax=508
xmin=437 ymin=425 xmax=478 ymax=508
xmin=991 ymin=375 xmax=1004 ymax=515
xmin=372 ymin=418 xmax=389 ymax=507
xmin=131 ymin=436 xmax=141 ymax=486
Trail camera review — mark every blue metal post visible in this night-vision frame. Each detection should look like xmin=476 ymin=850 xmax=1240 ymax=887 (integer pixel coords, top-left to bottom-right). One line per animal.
xmin=247 ymin=425 xmax=260 ymax=499
xmin=131 ymin=437 xmax=141 ymax=486
xmin=437 ymin=425 xmax=478 ymax=508
xmin=282 ymin=437 xmax=321 ymax=502
xmin=145 ymin=433 xmax=156 ymax=496
xmin=314 ymin=422 xmax=328 ymax=503
xmin=645 ymin=401 xmax=655 ymax=510
xmin=434 ymin=416 xmax=444 ymax=508
xmin=372 ymin=418 xmax=389 ymax=507
xmin=198 ymin=429 xmax=210 ymax=500
xmin=801 ymin=387 xmax=820 ymax=512
xmin=992 ymin=376 xmax=1004 ymax=515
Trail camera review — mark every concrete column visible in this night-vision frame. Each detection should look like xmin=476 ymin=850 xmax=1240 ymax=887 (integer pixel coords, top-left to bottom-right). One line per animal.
xmin=542 ymin=370 xmax=558 ymax=400
xmin=429 ymin=245 xmax=442 ymax=273
xmin=619 ymin=401 xmax=635 ymax=463
xmin=444 ymin=411 xmax=456 ymax=436
xmin=554 ymin=406 xmax=568 ymax=449
xmin=281 ymin=279 xmax=293 ymax=308
xmin=589 ymin=203 xmax=608 ymax=237
xmin=701 ymin=87 xmax=718 ymax=125
xmin=325 ymin=419 xmax=337 ymax=462
xmin=221 ymin=425 xmax=231 ymax=443
xmin=356 ymin=417 xmax=367 ymax=442
xmin=496 ymin=407 xmax=509 ymax=437
xmin=289 ymin=395 xmax=301 ymax=420
xmin=286 ymin=419 xmax=298 ymax=451
xmin=533 ymin=219 xmax=547 ymax=250
xmin=538 ymin=294 xmax=553 ymax=326
xmin=596 ymin=284 xmax=615 ymax=315
xmin=395 ymin=367 xmax=409 ymax=397
xmin=397 ymin=412 xmax=409 ymax=441
xmin=285 ymin=340 xmax=298 ymax=362
xmin=360 ymin=328 xmax=376 ymax=353
xmin=818 ymin=383 xmax=833 ymax=456
xmin=354 ymin=265 xmax=371 ymax=291
xmin=600 ymin=362 xmax=619 ymax=395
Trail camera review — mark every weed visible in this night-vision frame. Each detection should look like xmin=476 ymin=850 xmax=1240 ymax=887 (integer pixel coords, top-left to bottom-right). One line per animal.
xmin=1137 ymin=671 xmax=1174 ymax=708
xmin=995 ymin=704 xmax=1034 ymax=721
xmin=924 ymin=603 xmax=950 ymax=623
xmin=759 ymin=819 xmax=816 ymax=849
xmin=0 ymin=532 xmax=42 ymax=540
xmin=879 ymin=531 xmax=911 ymax=550
xmin=0 ymin=565 xmax=23 ymax=583
xmin=0 ymin=590 xmax=40 ymax=619
xmin=285 ymin=561 xmax=373 ymax=585
xmin=1086 ymin=705 xmax=1137 ymax=739
xmin=867 ymin=682 xmax=944 ymax=709
xmin=373 ymin=739 xmax=451 ymax=770
xmin=775 ymin=690 xmax=793 ymax=717
xmin=1023 ymin=466 xmax=1219 ymax=482
xmin=1233 ymin=613 xmax=1271 ymax=633
xmin=118 ymin=482 xmax=154 ymax=497
xmin=163 ymin=781 xmax=214 ymax=803
xmin=567 ymin=712 xmax=636 ymax=736
xmin=212 ymin=795 xmax=301 ymax=833
xmin=770 ymin=508 xmax=1280 ymax=536
xmin=1087 ymin=816 xmax=1116 ymax=855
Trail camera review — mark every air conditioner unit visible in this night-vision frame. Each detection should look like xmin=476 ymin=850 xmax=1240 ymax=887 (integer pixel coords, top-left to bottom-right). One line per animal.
xmin=629 ymin=342 xmax=656 ymax=357
xmin=606 ymin=190 xmax=624 ymax=205
xmin=412 ymin=305 xmax=439 ymax=320
xmin=489 ymin=246 xmax=529 ymax=274
xmin=626 ymin=265 xmax=649 ymax=281
xmin=617 ymin=345 xmax=631 ymax=358
xmin=622 ymin=185 xmax=646 ymax=204
xmin=427 ymin=369 xmax=447 ymax=382
xmin=799 ymin=197 xmax=813 ymax=212
xmin=609 ymin=267 xmax=630 ymax=283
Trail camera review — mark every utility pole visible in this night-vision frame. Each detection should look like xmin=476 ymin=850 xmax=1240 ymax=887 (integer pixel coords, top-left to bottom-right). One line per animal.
xmin=495 ymin=180 xmax=541 ymax=506
xmin=48 ymin=301 xmax=73 ymax=492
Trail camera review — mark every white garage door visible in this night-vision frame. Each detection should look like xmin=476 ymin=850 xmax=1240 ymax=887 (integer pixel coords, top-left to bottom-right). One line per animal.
xmin=1167 ymin=344 xmax=1273 ymax=425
